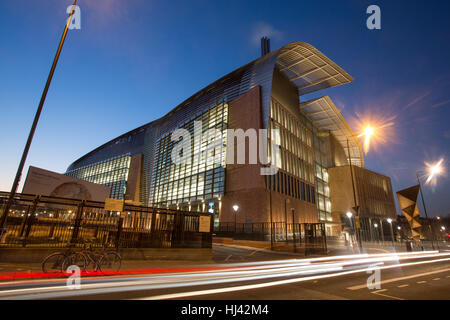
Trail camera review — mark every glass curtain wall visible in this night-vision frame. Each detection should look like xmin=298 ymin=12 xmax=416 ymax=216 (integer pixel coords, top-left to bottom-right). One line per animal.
xmin=299 ymin=113 xmax=333 ymax=222
xmin=65 ymin=154 xmax=131 ymax=199
xmin=150 ymin=102 xmax=228 ymax=211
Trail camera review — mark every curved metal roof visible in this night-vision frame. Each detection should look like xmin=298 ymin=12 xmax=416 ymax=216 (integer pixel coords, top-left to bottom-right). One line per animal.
xmin=67 ymin=41 xmax=355 ymax=170
xmin=300 ymin=96 xmax=365 ymax=168
xmin=275 ymin=42 xmax=354 ymax=96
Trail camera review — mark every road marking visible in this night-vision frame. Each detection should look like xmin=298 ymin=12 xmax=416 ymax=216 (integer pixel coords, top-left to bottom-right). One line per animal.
xmin=225 ymin=255 xmax=232 ymax=261
xmin=432 ymin=278 xmax=440 ymax=281
xmin=371 ymin=289 xmax=404 ymax=300
xmin=416 ymin=281 xmax=427 ymax=284
xmin=347 ymin=267 xmax=450 ymax=290
xmin=140 ymin=258 xmax=450 ymax=301
xmin=397 ymin=284 xmax=409 ymax=288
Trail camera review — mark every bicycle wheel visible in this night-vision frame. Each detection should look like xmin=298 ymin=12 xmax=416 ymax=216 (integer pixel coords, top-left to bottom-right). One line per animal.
xmin=99 ymin=251 xmax=122 ymax=273
xmin=62 ymin=252 xmax=87 ymax=274
xmin=42 ymin=253 xmax=66 ymax=273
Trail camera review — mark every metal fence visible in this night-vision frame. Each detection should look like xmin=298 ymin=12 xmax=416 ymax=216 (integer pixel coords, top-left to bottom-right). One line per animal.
xmin=215 ymin=222 xmax=327 ymax=255
xmin=0 ymin=192 xmax=212 ymax=249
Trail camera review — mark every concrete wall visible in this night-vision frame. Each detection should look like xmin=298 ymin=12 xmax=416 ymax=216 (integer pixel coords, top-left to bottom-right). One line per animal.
xmin=125 ymin=154 xmax=143 ymax=203
xmin=328 ymin=165 xmax=396 ymax=221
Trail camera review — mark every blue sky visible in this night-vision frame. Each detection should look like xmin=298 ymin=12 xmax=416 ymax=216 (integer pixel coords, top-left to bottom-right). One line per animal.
xmin=0 ymin=0 xmax=449 ymax=217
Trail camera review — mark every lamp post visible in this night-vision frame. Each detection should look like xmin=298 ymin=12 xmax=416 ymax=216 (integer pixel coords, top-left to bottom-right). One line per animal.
xmin=291 ymin=208 xmax=296 ymax=253
xmin=374 ymin=223 xmax=379 ymax=242
xmin=346 ymin=211 xmax=354 ymax=246
xmin=233 ymin=204 xmax=239 ymax=234
xmin=284 ymin=199 xmax=289 ymax=244
xmin=0 ymin=0 xmax=79 ymax=230
xmin=346 ymin=139 xmax=362 ymax=251
xmin=387 ymin=218 xmax=394 ymax=246
xmin=416 ymin=172 xmax=435 ymax=250
xmin=263 ymin=164 xmax=274 ymax=250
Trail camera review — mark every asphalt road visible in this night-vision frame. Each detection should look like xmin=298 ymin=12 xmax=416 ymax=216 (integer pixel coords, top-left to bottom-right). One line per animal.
xmin=0 ymin=249 xmax=448 ymax=300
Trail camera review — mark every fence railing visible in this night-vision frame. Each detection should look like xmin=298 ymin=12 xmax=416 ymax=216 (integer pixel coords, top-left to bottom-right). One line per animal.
xmin=215 ymin=222 xmax=327 ymax=255
xmin=0 ymin=192 xmax=212 ymax=249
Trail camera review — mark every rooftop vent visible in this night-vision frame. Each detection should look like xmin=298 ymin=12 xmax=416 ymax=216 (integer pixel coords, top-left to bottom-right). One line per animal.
xmin=261 ymin=37 xmax=271 ymax=56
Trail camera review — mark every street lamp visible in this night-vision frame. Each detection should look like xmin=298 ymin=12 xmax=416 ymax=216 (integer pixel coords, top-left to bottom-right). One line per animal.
xmin=415 ymin=159 xmax=445 ymax=250
xmin=233 ymin=204 xmax=239 ymax=233
xmin=345 ymin=124 xmax=378 ymax=251
xmin=346 ymin=138 xmax=362 ymax=250
xmin=387 ymin=218 xmax=394 ymax=246
xmin=345 ymin=211 xmax=354 ymax=247
xmin=373 ymin=223 xmax=379 ymax=242
xmin=0 ymin=0 xmax=79 ymax=230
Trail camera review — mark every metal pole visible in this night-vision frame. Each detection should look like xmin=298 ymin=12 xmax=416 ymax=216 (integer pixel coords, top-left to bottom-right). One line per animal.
xmin=0 ymin=0 xmax=78 ymax=229
xmin=292 ymin=208 xmax=296 ymax=253
xmin=270 ymin=180 xmax=274 ymax=250
xmin=416 ymin=173 xmax=435 ymax=250
xmin=347 ymin=139 xmax=362 ymax=251
xmin=284 ymin=199 xmax=288 ymax=244
xmin=389 ymin=222 xmax=394 ymax=246
xmin=380 ymin=218 xmax=385 ymax=243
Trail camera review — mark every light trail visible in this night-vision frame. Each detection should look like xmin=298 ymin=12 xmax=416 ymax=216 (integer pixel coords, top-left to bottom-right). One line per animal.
xmin=141 ymin=257 xmax=450 ymax=300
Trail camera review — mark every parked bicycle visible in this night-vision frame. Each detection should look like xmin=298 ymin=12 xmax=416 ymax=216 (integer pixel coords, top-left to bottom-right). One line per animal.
xmin=41 ymin=244 xmax=86 ymax=273
xmin=61 ymin=241 xmax=122 ymax=273
xmin=41 ymin=242 xmax=121 ymax=274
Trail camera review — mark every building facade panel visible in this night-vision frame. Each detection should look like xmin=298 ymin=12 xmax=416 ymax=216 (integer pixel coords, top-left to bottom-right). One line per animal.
xmin=64 ymin=41 xmax=397 ymax=237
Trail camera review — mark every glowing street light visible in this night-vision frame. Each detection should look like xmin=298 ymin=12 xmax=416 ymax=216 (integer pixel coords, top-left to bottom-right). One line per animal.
xmin=425 ymin=158 xmax=444 ymax=185
xmin=358 ymin=125 xmax=375 ymax=154
xmin=346 ymin=212 xmax=353 ymax=218
xmin=374 ymin=223 xmax=378 ymax=228
xmin=415 ymin=159 xmax=445 ymax=250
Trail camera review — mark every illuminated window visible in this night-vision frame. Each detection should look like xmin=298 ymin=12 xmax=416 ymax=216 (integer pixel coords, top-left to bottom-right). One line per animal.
xmin=65 ymin=154 xmax=131 ymax=199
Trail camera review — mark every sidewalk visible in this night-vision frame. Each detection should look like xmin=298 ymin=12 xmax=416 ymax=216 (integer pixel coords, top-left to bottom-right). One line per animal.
xmin=0 ymin=259 xmax=214 ymax=275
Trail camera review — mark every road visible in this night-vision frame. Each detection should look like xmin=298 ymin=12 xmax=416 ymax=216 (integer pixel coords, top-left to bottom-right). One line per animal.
xmin=0 ymin=249 xmax=448 ymax=300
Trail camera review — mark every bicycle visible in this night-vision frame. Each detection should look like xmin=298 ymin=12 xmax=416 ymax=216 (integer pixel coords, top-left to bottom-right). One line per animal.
xmin=74 ymin=242 xmax=122 ymax=273
xmin=42 ymin=244 xmax=86 ymax=273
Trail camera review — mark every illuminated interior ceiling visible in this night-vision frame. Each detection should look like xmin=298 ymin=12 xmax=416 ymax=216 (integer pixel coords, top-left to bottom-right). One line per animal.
xmin=275 ymin=42 xmax=354 ymax=96
xmin=300 ymin=96 xmax=365 ymax=168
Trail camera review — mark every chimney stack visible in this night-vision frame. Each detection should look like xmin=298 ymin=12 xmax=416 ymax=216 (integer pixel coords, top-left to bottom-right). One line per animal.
xmin=261 ymin=37 xmax=271 ymax=56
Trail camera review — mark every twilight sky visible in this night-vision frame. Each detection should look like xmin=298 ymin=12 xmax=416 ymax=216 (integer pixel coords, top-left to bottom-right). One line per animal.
xmin=0 ymin=0 xmax=449 ymax=217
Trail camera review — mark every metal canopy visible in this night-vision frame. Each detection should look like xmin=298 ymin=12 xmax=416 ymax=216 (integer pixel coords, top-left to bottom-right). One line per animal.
xmin=275 ymin=42 xmax=354 ymax=96
xmin=300 ymin=96 xmax=365 ymax=168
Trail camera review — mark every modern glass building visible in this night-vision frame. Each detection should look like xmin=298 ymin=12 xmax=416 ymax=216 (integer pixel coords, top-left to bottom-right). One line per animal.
xmin=66 ymin=40 xmax=391 ymax=235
